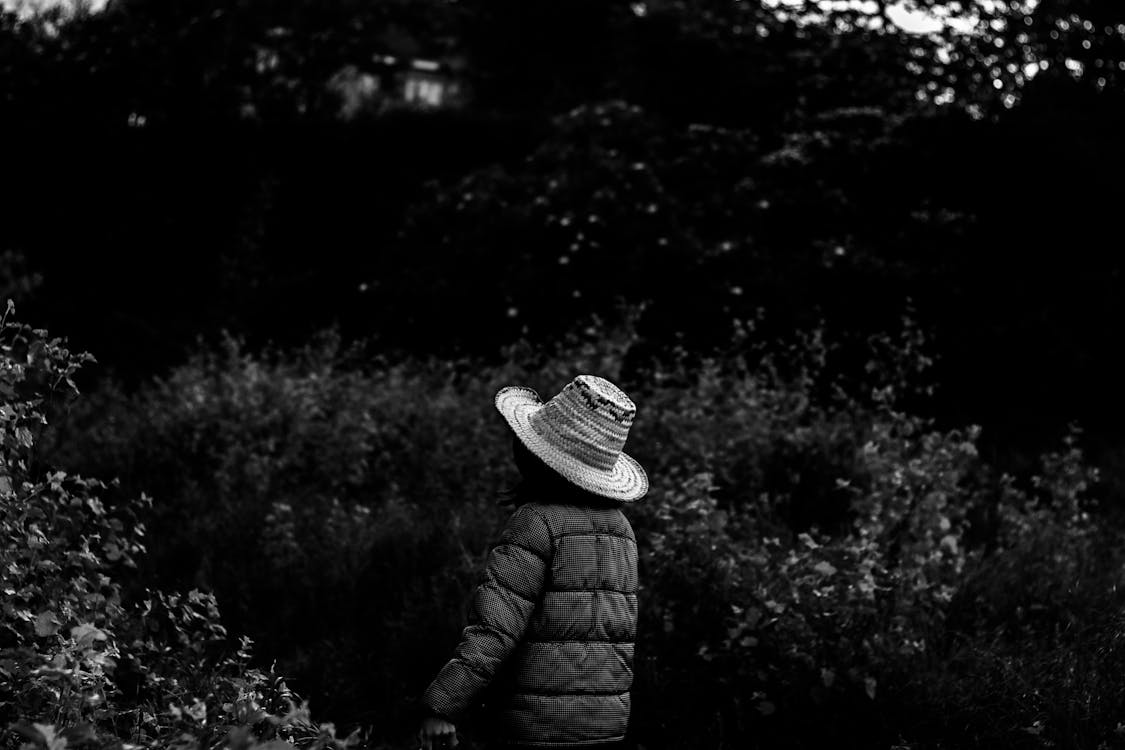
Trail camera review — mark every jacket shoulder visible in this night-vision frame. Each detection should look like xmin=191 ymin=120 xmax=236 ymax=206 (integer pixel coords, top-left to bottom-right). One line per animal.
xmin=499 ymin=502 xmax=553 ymax=557
xmin=523 ymin=499 xmax=635 ymax=542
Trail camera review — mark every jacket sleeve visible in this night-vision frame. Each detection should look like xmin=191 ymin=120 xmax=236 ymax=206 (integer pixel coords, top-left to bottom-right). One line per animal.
xmin=421 ymin=503 xmax=552 ymax=720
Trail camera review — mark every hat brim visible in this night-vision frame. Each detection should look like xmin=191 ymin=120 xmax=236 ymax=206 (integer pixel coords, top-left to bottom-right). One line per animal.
xmin=495 ymin=386 xmax=649 ymax=503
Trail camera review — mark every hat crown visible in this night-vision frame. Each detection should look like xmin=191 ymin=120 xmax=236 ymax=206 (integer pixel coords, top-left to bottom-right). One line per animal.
xmin=528 ymin=375 xmax=635 ymax=473
xmin=570 ymin=374 xmax=636 ymax=423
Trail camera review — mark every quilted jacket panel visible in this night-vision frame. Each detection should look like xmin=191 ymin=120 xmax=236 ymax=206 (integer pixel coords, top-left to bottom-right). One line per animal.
xmin=423 ymin=499 xmax=638 ymax=747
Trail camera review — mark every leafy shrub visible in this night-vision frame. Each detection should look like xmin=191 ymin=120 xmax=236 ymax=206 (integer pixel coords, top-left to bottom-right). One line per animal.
xmin=1 ymin=304 xmax=355 ymax=750
xmin=625 ymin=324 xmax=1123 ymax=749
xmin=47 ymin=310 xmax=1125 ymax=749
xmin=46 ymin=320 xmax=641 ymax=734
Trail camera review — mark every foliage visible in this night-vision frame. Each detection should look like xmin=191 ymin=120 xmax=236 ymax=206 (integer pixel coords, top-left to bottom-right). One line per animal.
xmin=5 ymin=0 xmax=1125 ymax=746
xmin=5 ymin=0 xmax=1125 ymax=485
xmin=45 ymin=307 xmax=1125 ymax=748
xmin=624 ymin=322 xmax=1123 ymax=749
xmin=46 ymin=320 xmax=640 ymax=733
xmin=1 ymin=305 xmax=356 ymax=750
xmin=6 ymin=0 xmax=1123 ymax=124
xmin=377 ymin=99 xmax=974 ymax=357
xmin=374 ymin=91 xmax=1125 ymax=478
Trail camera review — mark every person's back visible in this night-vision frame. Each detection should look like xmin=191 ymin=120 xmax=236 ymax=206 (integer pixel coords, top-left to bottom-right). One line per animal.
xmin=419 ymin=376 xmax=648 ymax=750
xmin=477 ymin=496 xmax=638 ymax=747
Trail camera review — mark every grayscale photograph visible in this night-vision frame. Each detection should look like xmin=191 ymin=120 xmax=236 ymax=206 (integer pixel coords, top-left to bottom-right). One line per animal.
xmin=2 ymin=0 xmax=1123 ymax=748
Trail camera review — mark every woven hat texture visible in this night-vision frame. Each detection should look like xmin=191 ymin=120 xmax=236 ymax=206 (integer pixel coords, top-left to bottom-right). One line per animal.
xmin=495 ymin=375 xmax=648 ymax=502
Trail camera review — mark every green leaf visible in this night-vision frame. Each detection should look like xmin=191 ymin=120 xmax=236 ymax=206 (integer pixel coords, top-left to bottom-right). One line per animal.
xmin=186 ymin=700 xmax=207 ymax=722
xmin=60 ymin=725 xmax=96 ymax=745
xmin=33 ymin=723 xmax=68 ymax=750
xmin=34 ymin=611 xmax=60 ymax=637
xmin=70 ymin=623 xmax=107 ymax=650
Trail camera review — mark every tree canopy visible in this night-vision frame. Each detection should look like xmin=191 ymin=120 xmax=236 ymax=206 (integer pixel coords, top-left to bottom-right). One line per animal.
xmin=3 ymin=0 xmax=1124 ymax=467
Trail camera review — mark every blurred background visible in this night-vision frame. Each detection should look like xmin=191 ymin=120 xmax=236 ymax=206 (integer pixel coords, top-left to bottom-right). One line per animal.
xmin=2 ymin=0 xmax=1125 ymax=748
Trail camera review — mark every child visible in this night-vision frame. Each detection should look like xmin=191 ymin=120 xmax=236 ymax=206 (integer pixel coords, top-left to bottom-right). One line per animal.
xmin=419 ymin=375 xmax=648 ymax=750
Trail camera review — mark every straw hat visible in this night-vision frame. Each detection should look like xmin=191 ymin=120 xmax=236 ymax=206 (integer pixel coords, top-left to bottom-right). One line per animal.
xmin=495 ymin=375 xmax=648 ymax=502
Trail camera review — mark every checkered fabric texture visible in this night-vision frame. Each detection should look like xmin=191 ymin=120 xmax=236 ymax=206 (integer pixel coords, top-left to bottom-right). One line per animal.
xmin=422 ymin=500 xmax=639 ymax=747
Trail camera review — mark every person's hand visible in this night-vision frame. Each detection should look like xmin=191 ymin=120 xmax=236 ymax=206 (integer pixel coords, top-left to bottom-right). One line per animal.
xmin=418 ymin=714 xmax=458 ymax=750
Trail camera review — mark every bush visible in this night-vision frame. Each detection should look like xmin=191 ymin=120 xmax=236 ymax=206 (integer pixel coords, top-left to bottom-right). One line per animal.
xmin=46 ymin=311 xmax=1125 ymax=748
xmin=625 ymin=324 xmax=1123 ymax=749
xmin=46 ymin=320 xmax=642 ymax=735
xmin=1 ymin=304 xmax=355 ymax=750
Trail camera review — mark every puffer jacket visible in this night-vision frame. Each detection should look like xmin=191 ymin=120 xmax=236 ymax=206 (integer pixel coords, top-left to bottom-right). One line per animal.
xmin=422 ymin=498 xmax=639 ymax=747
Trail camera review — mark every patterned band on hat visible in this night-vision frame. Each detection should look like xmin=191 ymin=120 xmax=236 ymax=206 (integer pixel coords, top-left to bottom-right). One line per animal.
xmin=528 ymin=376 xmax=633 ymax=472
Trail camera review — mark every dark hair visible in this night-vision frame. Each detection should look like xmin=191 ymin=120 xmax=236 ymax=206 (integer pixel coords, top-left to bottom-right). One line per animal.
xmin=501 ymin=433 xmax=623 ymax=509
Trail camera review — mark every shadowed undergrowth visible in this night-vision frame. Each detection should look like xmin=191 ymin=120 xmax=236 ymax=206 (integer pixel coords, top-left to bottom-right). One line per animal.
xmin=7 ymin=308 xmax=1125 ymax=749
